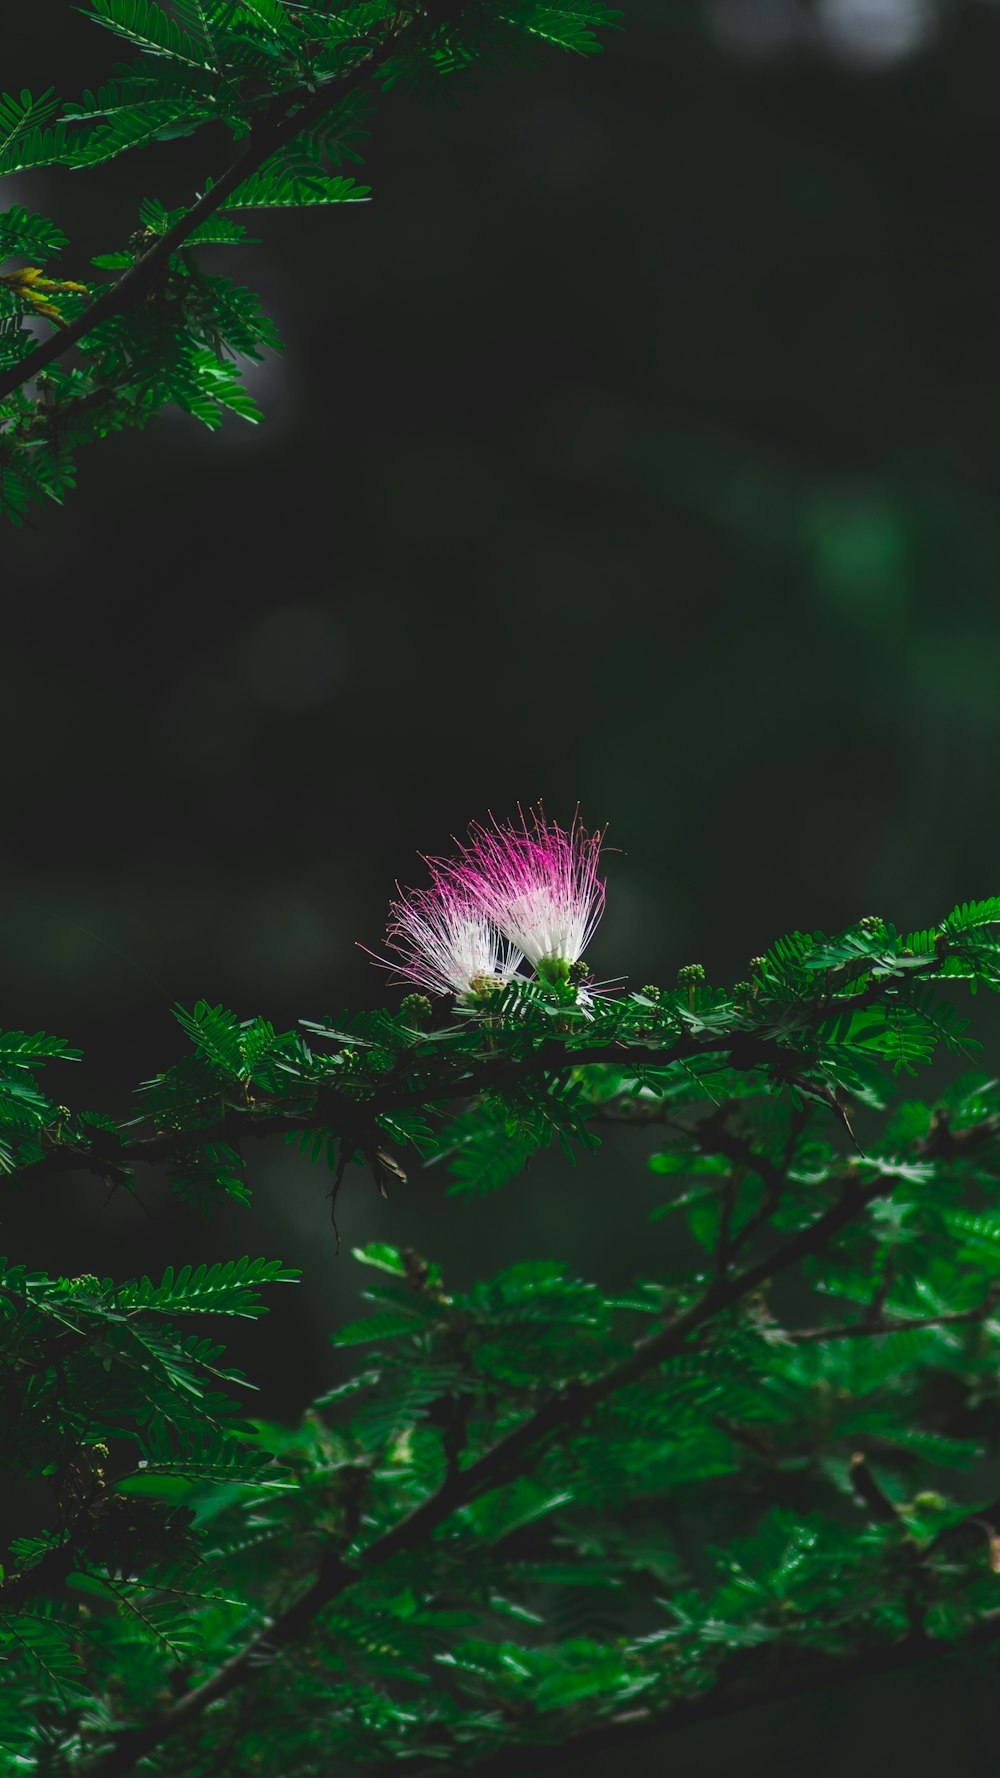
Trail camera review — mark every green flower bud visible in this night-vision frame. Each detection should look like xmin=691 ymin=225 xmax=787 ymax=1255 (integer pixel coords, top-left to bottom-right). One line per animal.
xmin=639 ymin=984 xmax=661 ymax=1003
xmin=910 ymin=1491 xmax=946 ymax=1513
xmin=64 ymin=1274 xmax=101 ymax=1295
xmin=400 ymin=993 xmax=433 ymax=1024
xmin=677 ymin=962 xmax=705 ymax=1012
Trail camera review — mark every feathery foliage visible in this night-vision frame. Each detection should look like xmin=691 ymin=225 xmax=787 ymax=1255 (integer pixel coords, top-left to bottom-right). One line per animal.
xmin=7 ymin=899 xmax=1000 ymax=1772
xmin=0 ymin=0 xmax=619 ymax=521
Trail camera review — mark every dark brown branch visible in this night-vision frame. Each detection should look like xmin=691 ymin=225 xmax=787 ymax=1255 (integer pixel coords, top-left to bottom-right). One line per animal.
xmin=12 ymin=946 xmax=964 ymax=1190
xmin=919 ymin=1106 xmax=1000 ymax=1159
xmin=13 ymin=1020 xmax=848 ymax=1190
xmin=727 ymin=1106 xmax=809 ymax=1256
xmin=595 ymin=1095 xmax=807 ymax=1273
xmin=0 ymin=34 xmax=398 ymax=404
xmin=593 ymin=1097 xmax=785 ymax=1183
xmin=376 ymin=1608 xmax=1000 ymax=1778
xmin=787 ymin=1293 xmax=1000 ymax=1343
xmin=86 ymin=1168 xmax=891 ymax=1777
xmin=715 ymin=1171 xmax=739 ymax=1275
xmin=23 ymin=974 xmax=997 ymax=1199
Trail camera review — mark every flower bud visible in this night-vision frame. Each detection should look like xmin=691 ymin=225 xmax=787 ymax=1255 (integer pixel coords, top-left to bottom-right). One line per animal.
xmin=677 ymin=963 xmax=705 ymax=1012
xmin=400 ymin=993 xmax=433 ymax=1024
xmin=64 ymin=1274 xmax=101 ymax=1295
xmin=910 ymin=1491 xmax=946 ymax=1513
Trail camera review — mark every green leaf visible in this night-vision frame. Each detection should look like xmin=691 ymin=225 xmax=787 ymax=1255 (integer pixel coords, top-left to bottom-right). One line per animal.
xmin=117 ymin=1256 xmax=299 ymax=1315
xmin=352 ymin=1243 xmax=408 ymax=1276
xmin=331 ymin=1308 xmax=430 ymax=1347
xmin=508 ymin=1 xmax=622 ymax=54
xmin=0 ymin=206 xmax=69 ymax=263
xmin=86 ymin=0 xmax=213 ymax=68
xmin=0 ymin=89 xmax=70 ymax=175
xmin=173 ymin=1001 xmax=244 ymax=1072
xmin=943 ymin=899 xmax=1000 ymax=934
xmin=218 ymin=170 xmax=371 ymax=209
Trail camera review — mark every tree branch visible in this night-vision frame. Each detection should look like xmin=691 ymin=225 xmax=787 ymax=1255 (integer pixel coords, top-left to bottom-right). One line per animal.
xmin=85 ymin=1168 xmax=891 ymax=1776
xmin=787 ymin=1293 xmax=1000 ymax=1342
xmin=11 ymin=996 xmax=885 ymax=1193
xmin=13 ymin=1030 xmax=795 ymax=1186
xmin=0 ymin=34 xmax=397 ymax=405
xmin=11 ymin=947 xmax=969 ymax=1191
xmin=375 ymin=1608 xmax=1000 ymax=1778
xmin=23 ymin=986 xmax=996 ymax=1202
xmin=19 ymin=942 xmax=975 ymax=1198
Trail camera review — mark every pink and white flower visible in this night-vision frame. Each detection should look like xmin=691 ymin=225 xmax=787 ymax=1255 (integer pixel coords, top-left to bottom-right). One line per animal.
xmin=453 ymin=807 xmax=606 ymax=987
xmin=380 ymin=875 xmax=523 ymax=1002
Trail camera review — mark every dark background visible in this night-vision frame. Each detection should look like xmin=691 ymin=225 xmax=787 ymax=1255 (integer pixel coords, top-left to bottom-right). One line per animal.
xmin=4 ymin=1 xmax=1000 ymax=1767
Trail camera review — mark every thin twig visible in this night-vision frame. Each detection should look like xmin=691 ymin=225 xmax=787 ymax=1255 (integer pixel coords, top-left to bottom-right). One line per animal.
xmin=788 ymin=1293 xmax=1000 ymax=1342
